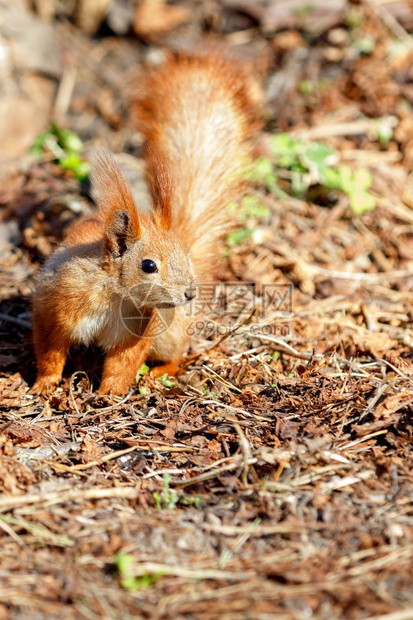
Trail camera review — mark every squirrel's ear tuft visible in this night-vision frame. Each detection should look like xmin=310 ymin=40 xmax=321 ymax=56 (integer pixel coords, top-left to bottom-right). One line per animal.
xmin=105 ymin=209 xmax=136 ymax=258
xmin=89 ymin=147 xmax=141 ymax=256
xmin=146 ymin=141 xmax=172 ymax=230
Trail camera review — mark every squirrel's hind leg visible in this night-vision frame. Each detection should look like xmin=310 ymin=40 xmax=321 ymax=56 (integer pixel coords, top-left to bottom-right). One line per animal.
xmin=150 ymin=361 xmax=182 ymax=378
xmin=149 ymin=309 xmax=190 ymax=370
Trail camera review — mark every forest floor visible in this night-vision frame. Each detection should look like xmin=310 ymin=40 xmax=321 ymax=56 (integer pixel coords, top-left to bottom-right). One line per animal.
xmin=0 ymin=1 xmax=413 ymax=618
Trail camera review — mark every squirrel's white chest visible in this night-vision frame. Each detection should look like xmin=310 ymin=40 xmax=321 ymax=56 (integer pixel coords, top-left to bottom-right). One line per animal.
xmin=71 ymin=306 xmax=135 ymax=350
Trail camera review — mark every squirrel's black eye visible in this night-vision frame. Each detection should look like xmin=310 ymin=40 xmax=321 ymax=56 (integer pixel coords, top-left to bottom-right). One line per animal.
xmin=141 ymin=259 xmax=158 ymax=274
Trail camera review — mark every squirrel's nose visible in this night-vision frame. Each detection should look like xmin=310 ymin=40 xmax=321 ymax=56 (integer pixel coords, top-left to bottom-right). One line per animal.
xmin=184 ymin=288 xmax=196 ymax=301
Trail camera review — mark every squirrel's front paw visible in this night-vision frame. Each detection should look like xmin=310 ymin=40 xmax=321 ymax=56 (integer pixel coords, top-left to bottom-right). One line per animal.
xmin=30 ymin=376 xmax=60 ymax=397
xmin=98 ymin=377 xmax=132 ymax=396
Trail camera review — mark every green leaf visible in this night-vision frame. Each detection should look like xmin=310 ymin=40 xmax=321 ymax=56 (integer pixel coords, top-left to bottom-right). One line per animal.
xmin=271 ymin=133 xmax=293 ymax=154
xmin=352 ymin=168 xmax=372 ymax=191
xmin=240 ymin=195 xmax=270 ymax=220
xmin=337 ymin=165 xmax=354 ymax=193
xmin=349 ymin=189 xmax=376 ymax=214
xmin=30 ymin=130 xmax=51 ymax=155
xmin=248 ymin=157 xmax=282 ymax=195
xmin=320 ymin=167 xmax=341 ymax=189
xmin=50 ymin=122 xmax=83 ymax=151
xmin=354 ymin=35 xmax=375 ymax=55
xmin=59 ymin=153 xmax=90 ymax=181
xmin=157 ymin=374 xmax=175 ymax=388
xmin=153 ymin=492 xmax=162 ymax=510
xmin=30 ymin=122 xmax=89 ymax=181
xmin=346 ymin=7 xmax=363 ymax=29
xmin=291 ymin=169 xmax=308 ymax=197
xmin=299 ymin=80 xmax=314 ymax=95
xmin=376 ymin=121 xmax=393 ymax=146
xmin=114 ymin=553 xmax=164 ymax=590
xmin=114 ymin=552 xmax=135 ymax=574
xmin=59 ymin=130 xmax=83 ymax=152
xmin=249 ymin=156 xmax=273 ymax=182
xmin=153 ymin=474 xmax=179 ymax=509
xmin=227 ymin=228 xmax=251 ymax=247
xmin=301 ymin=142 xmax=338 ymax=172
xmin=271 ymin=133 xmax=298 ymax=168
xmin=181 ymin=494 xmax=204 ymax=508
xmin=138 ymin=363 xmax=150 ymax=377
xmin=121 ymin=572 xmax=163 ymax=590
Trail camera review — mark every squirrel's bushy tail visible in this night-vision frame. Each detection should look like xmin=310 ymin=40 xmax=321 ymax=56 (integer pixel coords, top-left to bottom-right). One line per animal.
xmin=132 ymin=53 xmax=258 ymax=275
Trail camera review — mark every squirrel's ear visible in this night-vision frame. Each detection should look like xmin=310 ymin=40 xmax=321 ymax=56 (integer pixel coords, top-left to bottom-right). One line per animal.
xmin=89 ymin=147 xmax=141 ymax=256
xmin=105 ymin=209 xmax=137 ymax=258
xmin=146 ymin=142 xmax=172 ymax=230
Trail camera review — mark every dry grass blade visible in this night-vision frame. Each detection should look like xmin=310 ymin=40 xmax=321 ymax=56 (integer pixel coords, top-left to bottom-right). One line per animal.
xmin=369 ymin=609 xmax=413 ymax=620
xmin=117 ymin=561 xmax=255 ymax=581
xmin=0 ymin=486 xmax=138 ymax=513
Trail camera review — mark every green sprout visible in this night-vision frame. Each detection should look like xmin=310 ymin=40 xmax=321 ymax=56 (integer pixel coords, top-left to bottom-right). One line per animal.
xmin=376 ymin=120 xmax=393 ymax=146
xmin=30 ymin=122 xmax=90 ymax=181
xmin=354 ymin=35 xmax=375 ymax=56
xmin=226 ymin=228 xmax=251 ymax=248
xmin=299 ymin=80 xmax=314 ymax=95
xmin=114 ymin=553 xmax=164 ymax=590
xmin=153 ymin=473 xmax=179 ymax=510
xmin=180 ymin=494 xmax=204 ymax=508
xmin=136 ymin=363 xmax=150 ymax=394
xmin=152 ymin=474 xmax=203 ymax=510
xmin=240 ymin=195 xmax=271 ymax=220
xmin=346 ymin=7 xmax=363 ymax=30
xmin=137 ymin=363 xmax=150 ymax=378
xmin=157 ymin=373 xmax=175 ymax=388
xmin=226 ymin=194 xmax=271 ymax=248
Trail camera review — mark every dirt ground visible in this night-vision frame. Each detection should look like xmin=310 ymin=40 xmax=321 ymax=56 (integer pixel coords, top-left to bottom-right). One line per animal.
xmin=1 ymin=1 xmax=413 ymax=618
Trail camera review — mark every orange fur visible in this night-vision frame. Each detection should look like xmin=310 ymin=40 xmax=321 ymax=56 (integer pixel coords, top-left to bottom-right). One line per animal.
xmin=146 ymin=141 xmax=173 ymax=231
xmin=100 ymin=335 xmax=154 ymax=395
xmin=32 ymin=53 xmax=257 ymax=396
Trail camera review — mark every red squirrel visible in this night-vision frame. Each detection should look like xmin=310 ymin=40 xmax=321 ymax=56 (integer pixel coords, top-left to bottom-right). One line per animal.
xmin=32 ymin=53 xmax=257 ymax=395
